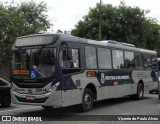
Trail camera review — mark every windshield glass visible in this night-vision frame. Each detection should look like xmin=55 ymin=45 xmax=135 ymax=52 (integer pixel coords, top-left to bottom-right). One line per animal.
xmin=12 ymin=48 xmax=56 ymax=79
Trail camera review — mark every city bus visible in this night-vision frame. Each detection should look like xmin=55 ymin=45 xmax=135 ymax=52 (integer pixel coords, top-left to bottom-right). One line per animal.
xmin=11 ymin=34 xmax=158 ymax=111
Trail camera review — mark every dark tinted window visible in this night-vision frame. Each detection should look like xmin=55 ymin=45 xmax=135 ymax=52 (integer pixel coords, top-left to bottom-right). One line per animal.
xmin=97 ymin=48 xmax=112 ymax=69
xmin=124 ymin=51 xmax=135 ymax=69
xmin=112 ymin=50 xmax=124 ymax=69
xmin=85 ymin=46 xmax=97 ymax=69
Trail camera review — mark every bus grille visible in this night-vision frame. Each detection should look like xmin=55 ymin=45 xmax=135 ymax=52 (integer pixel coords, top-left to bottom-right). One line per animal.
xmin=15 ymin=96 xmax=48 ymax=103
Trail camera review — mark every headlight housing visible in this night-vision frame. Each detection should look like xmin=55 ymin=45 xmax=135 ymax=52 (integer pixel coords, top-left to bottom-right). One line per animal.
xmin=48 ymin=82 xmax=60 ymax=92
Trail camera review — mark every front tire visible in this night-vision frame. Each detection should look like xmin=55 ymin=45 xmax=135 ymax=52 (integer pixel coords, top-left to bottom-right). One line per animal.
xmin=80 ymin=88 xmax=93 ymax=112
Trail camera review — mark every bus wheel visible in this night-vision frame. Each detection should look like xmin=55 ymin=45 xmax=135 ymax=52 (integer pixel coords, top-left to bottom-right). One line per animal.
xmin=136 ymin=83 xmax=144 ymax=100
xmin=81 ymin=88 xmax=93 ymax=112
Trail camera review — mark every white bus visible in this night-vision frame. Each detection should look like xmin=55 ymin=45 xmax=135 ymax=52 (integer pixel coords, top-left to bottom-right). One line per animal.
xmin=11 ymin=34 xmax=158 ymax=111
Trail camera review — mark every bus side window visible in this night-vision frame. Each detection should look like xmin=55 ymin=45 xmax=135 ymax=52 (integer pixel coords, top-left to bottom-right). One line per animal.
xmin=143 ymin=54 xmax=152 ymax=70
xmin=71 ymin=49 xmax=79 ymax=68
xmin=97 ymin=48 xmax=112 ymax=69
xmin=62 ymin=47 xmax=81 ymax=75
xmin=112 ymin=50 xmax=124 ymax=69
xmin=85 ymin=46 xmax=97 ymax=69
xmin=62 ymin=48 xmax=80 ymax=68
xmin=135 ymin=53 xmax=143 ymax=69
xmin=124 ymin=51 xmax=135 ymax=69
xmin=62 ymin=48 xmax=73 ymax=68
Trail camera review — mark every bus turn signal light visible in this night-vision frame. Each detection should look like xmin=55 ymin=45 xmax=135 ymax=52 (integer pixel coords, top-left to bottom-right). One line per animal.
xmin=86 ymin=71 xmax=96 ymax=77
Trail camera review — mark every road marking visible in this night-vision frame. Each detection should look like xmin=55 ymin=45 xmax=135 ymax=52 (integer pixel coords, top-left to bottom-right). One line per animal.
xmin=0 ymin=106 xmax=41 ymax=113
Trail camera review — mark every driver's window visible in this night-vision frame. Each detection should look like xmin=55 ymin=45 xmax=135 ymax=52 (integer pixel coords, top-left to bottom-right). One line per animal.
xmin=71 ymin=49 xmax=79 ymax=67
xmin=62 ymin=48 xmax=79 ymax=69
xmin=62 ymin=48 xmax=80 ymax=69
xmin=62 ymin=48 xmax=72 ymax=68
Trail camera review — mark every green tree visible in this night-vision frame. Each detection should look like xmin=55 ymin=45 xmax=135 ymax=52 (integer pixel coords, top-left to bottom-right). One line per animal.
xmin=71 ymin=2 xmax=160 ymax=54
xmin=0 ymin=4 xmax=9 ymax=51
xmin=0 ymin=1 xmax=51 ymax=52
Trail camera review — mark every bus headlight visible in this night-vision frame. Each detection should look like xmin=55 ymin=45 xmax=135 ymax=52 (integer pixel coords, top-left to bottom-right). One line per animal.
xmin=48 ymin=82 xmax=60 ymax=92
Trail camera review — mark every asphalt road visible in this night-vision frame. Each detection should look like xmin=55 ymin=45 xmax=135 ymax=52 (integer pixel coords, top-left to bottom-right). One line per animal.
xmin=0 ymin=93 xmax=160 ymax=124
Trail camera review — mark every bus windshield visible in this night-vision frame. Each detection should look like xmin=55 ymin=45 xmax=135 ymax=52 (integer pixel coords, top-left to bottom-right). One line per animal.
xmin=11 ymin=48 xmax=56 ymax=79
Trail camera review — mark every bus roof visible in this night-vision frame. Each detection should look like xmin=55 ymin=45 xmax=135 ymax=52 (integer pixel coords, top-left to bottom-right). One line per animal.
xmin=15 ymin=33 xmax=156 ymax=54
xmin=58 ymin=34 xmax=156 ymax=54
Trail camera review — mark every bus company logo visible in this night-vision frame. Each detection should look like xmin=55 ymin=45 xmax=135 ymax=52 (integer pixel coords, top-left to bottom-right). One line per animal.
xmin=101 ymin=73 xmax=105 ymax=79
xmin=101 ymin=73 xmax=105 ymax=84
xmin=2 ymin=116 xmax=11 ymax=121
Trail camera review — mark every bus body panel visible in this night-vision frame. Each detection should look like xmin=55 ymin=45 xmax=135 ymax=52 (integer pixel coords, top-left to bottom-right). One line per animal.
xmin=123 ymin=83 xmax=137 ymax=96
xmin=132 ymin=71 xmax=158 ymax=92
xmin=61 ymin=89 xmax=82 ymax=107
xmin=11 ymin=89 xmax=62 ymax=107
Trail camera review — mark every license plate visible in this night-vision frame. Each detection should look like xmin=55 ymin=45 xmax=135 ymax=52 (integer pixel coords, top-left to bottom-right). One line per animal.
xmin=26 ymin=96 xmax=35 ymax=101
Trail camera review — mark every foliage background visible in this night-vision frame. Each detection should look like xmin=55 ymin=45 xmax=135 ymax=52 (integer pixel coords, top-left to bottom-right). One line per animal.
xmin=71 ymin=2 xmax=160 ymax=53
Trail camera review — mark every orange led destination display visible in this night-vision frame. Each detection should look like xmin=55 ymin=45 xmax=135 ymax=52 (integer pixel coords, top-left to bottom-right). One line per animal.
xmin=12 ymin=70 xmax=29 ymax=75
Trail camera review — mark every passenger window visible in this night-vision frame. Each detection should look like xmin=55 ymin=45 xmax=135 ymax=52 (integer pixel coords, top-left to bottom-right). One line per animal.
xmin=71 ymin=49 xmax=79 ymax=68
xmin=62 ymin=48 xmax=80 ymax=68
xmin=135 ymin=53 xmax=143 ymax=69
xmin=112 ymin=50 xmax=124 ymax=69
xmin=124 ymin=51 xmax=135 ymax=69
xmin=97 ymin=48 xmax=112 ymax=69
xmin=143 ymin=54 xmax=152 ymax=69
xmin=85 ymin=46 xmax=97 ymax=69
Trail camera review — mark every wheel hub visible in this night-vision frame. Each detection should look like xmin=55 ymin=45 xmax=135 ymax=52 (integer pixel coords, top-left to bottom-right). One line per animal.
xmin=84 ymin=94 xmax=91 ymax=106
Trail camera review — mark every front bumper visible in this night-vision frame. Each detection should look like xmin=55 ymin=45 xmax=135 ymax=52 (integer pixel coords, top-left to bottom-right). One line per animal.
xmin=11 ymin=89 xmax=62 ymax=107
